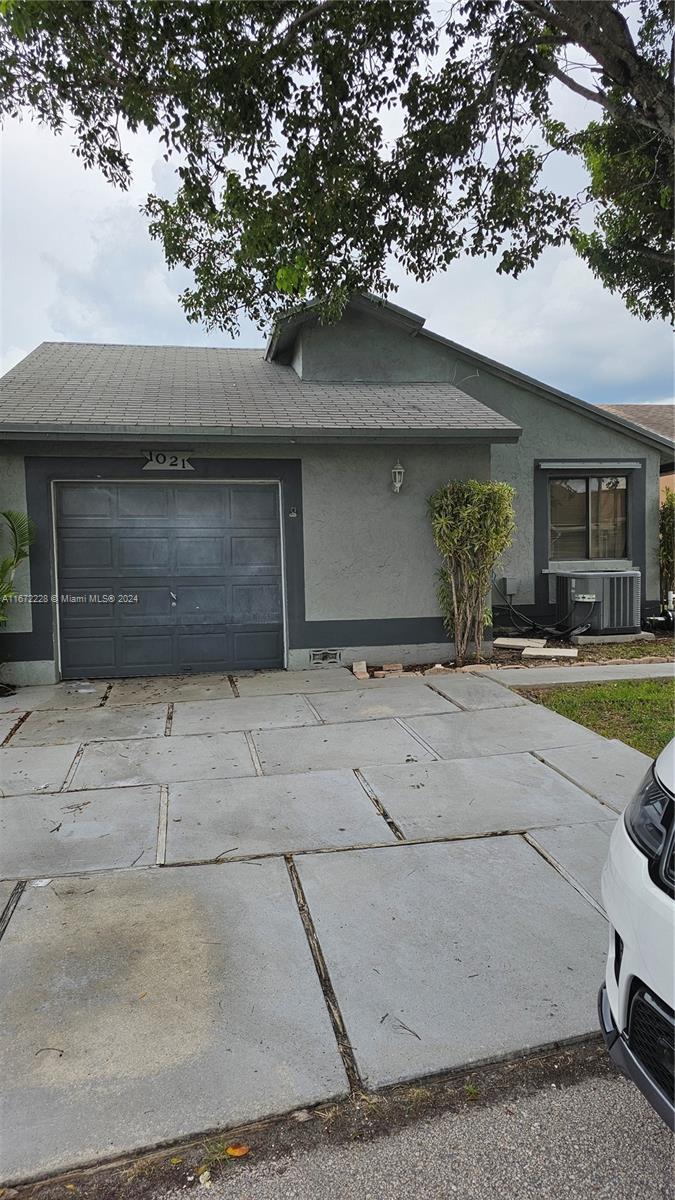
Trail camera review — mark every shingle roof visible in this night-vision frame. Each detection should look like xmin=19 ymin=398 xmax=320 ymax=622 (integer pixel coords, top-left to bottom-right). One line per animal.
xmin=0 ymin=341 xmax=520 ymax=441
xmin=599 ymin=404 xmax=674 ymax=443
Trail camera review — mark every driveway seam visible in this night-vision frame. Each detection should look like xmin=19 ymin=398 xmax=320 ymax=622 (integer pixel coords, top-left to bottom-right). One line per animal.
xmin=161 ymin=827 xmax=551 ymax=870
xmin=301 ymin=695 xmax=326 ymax=724
xmin=521 ymin=833 xmax=607 ymax=919
xmin=284 ymin=855 xmax=362 ymax=1095
xmin=394 ymin=717 xmax=442 ymax=760
xmin=466 ymin=670 xmax=522 ymax=695
xmin=352 ymin=769 xmax=406 ymax=841
xmin=527 ymin=751 xmax=623 ymax=813
xmin=422 ymin=681 xmax=469 ymax=711
xmin=1 ymin=710 xmax=32 ymax=746
xmin=156 ymin=786 xmax=169 ymax=865
xmin=244 ymin=731 xmax=265 ymax=776
xmin=0 ymin=881 xmax=25 ymax=943
xmin=3 ymin=820 xmax=616 ymax=880
xmin=60 ymin=744 xmax=86 ymax=792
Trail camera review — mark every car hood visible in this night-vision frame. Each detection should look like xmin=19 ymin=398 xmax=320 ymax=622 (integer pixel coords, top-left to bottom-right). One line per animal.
xmin=655 ymin=738 xmax=675 ymax=796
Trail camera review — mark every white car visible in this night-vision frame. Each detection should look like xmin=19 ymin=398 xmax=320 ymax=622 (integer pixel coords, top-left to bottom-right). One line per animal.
xmin=599 ymin=737 xmax=674 ymax=1129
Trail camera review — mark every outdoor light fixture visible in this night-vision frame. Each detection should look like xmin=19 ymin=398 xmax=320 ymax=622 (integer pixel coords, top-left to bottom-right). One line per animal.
xmin=391 ymin=460 xmax=405 ymax=493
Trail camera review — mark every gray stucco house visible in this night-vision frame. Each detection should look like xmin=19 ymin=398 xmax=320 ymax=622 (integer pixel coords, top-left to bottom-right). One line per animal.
xmin=0 ymin=294 xmax=672 ymax=684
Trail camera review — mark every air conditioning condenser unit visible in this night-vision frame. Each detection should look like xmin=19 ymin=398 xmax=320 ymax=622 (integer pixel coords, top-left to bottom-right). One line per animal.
xmin=554 ymin=570 xmax=641 ymax=634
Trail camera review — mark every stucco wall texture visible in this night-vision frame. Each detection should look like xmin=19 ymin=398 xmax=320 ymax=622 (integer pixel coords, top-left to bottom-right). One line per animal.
xmin=294 ymin=312 xmax=662 ymax=607
xmin=0 ymin=441 xmax=488 ymax=640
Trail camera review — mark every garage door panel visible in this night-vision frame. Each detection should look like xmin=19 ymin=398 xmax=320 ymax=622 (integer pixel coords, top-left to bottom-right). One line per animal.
xmin=174 ymin=486 xmax=226 ymax=519
xmin=232 ymin=583 xmax=282 ymax=623
xmin=119 ymin=633 xmax=175 ymax=668
xmin=118 ymin=535 xmax=171 ymax=568
xmin=176 ymin=631 xmax=232 ymax=665
xmin=115 ymin=589 xmax=173 ymax=619
xmin=231 ymin=486 xmax=278 ymax=523
xmin=232 ymin=536 xmax=280 ymax=568
xmin=56 ymin=482 xmax=284 ymax=677
xmin=176 ymin=585 xmax=228 ymax=619
xmin=234 ymin=629 xmax=284 ymax=665
xmin=58 ymin=485 xmax=116 ymax=518
xmin=63 ymin=635 xmax=117 ymax=671
xmin=59 ymin=594 xmax=116 ymax=623
xmin=176 ymin=535 xmax=229 ymax=569
xmin=117 ymin=486 xmax=170 ymax=518
xmin=59 ymin=535 xmax=114 ymax=570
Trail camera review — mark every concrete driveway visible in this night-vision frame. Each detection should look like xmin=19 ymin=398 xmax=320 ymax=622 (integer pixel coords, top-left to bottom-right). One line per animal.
xmin=0 ymin=667 xmax=651 ymax=1184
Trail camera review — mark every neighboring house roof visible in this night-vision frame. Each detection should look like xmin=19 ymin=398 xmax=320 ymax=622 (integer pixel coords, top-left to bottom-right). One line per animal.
xmin=0 ymin=340 xmax=520 ymax=443
xmin=599 ymin=403 xmax=674 ymax=442
xmin=268 ymin=294 xmax=675 ymax=463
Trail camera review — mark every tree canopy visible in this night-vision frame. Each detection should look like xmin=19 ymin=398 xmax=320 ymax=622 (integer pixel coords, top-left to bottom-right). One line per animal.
xmin=1 ymin=0 xmax=672 ymax=329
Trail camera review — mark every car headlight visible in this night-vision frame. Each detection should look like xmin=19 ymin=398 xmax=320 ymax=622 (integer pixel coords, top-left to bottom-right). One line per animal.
xmin=624 ymin=766 xmax=672 ymax=859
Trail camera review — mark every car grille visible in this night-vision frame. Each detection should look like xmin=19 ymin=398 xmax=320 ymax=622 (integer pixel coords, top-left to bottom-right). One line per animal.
xmin=628 ymin=988 xmax=675 ymax=1102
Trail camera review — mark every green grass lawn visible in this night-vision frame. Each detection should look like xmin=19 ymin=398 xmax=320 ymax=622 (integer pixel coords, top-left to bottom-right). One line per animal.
xmin=522 ymin=678 xmax=674 ymax=759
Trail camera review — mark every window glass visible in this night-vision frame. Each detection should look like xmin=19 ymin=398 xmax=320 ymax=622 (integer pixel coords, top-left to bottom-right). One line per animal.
xmin=591 ymin=476 xmax=627 ymax=558
xmin=549 ymin=478 xmax=588 ymax=559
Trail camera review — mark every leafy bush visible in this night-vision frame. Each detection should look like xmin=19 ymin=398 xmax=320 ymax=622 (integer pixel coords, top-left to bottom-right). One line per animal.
xmin=0 ymin=510 xmax=36 ymax=626
xmin=428 ymin=480 xmax=515 ymax=664
xmin=660 ymin=489 xmax=675 ymax=601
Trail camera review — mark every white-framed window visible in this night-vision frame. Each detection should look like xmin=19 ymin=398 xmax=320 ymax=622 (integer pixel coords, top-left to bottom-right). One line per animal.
xmin=549 ymin=475 xmax=628 ymax=560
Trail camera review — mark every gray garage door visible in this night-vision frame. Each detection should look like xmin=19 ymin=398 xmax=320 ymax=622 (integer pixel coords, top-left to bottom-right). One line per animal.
xmin=55 ymin=482 xmax=284 ymax=678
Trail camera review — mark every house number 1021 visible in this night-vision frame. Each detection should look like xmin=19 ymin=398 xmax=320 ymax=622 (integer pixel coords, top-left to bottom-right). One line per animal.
xmin=142 ymin=450 xmax=194 ymax=471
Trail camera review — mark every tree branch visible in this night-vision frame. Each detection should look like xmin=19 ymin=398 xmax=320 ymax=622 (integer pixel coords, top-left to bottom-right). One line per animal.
xmin=623 ymin=244 xmax=673 ymax=267
xmin=277 ymin=0 xmax=343 ymax=50
xmin=532 ymin=51 xmax=657 ymax=132
xmin=518 ymin=0 xmax=674 ymax=138
xmin=532 ymin=51 xmax=610 ymax=109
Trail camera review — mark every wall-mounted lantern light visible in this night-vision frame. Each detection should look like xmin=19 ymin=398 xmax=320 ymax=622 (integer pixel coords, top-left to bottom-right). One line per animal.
xmin=391 ymin=460 xmax=405 ymax=494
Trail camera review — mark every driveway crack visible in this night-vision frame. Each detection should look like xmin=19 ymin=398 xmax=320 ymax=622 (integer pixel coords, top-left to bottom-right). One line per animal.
xmin=285 ymin=855 xmax=362 ymax=1095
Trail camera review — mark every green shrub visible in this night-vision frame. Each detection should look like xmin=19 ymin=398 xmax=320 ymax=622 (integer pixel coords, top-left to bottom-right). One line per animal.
xmin=660 ymin=488 xmax=675 ymax=601
xmin=0 ymin=510 xmax=36 ymax=626
xmin=428 ymin=480 xmax=515 ymax=664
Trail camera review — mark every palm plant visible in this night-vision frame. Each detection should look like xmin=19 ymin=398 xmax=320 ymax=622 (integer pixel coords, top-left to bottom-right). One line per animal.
xmin=0 ymin=510 xmax=36 ymax=626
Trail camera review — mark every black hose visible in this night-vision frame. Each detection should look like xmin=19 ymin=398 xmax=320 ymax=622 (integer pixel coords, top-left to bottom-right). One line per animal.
xmin=491 ymin=574 xmax=597 ymax=640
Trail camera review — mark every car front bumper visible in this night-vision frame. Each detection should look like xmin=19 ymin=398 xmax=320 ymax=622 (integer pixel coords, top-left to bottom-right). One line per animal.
xmin=598 ymin=983 xmax=674 ymax=1130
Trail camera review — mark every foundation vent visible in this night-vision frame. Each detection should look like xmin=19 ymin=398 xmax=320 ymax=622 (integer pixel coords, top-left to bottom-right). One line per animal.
xmin=309 ymin=648 xmax=342 ymax=666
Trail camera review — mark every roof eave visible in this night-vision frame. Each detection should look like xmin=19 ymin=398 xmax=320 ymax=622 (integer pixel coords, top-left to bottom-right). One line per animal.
xmin=419 ymin=328 xmax=675 ymax=461
xmin=265 ymin=293 xmax=426 ymax=363
xmin=0 ymin=423 xmax=521 ymax=445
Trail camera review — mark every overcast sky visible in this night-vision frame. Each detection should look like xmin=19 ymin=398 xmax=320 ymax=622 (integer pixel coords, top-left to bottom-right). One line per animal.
xmin=1 ymin=111 xmax=672 ymax=407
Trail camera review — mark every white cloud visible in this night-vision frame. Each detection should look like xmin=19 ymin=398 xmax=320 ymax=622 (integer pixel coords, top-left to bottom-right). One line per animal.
xmin=390 ymin=250 xmax=673 ymax=406
xmin=1 ymin=114 xmax=672 ymax=405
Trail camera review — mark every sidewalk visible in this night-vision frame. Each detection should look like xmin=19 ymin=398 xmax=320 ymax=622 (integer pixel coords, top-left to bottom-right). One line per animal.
xmin=473 ymin=661 xmax=674 ymax=686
